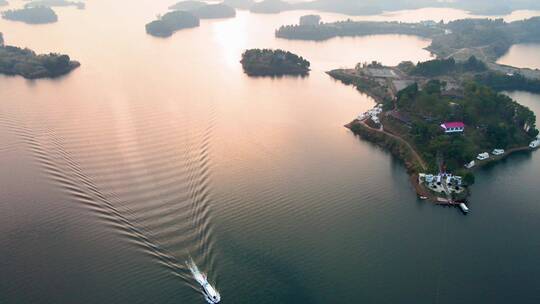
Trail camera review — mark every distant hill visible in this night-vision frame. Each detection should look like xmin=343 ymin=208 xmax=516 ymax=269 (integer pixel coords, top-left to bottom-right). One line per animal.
xmin=1 ymin=6 xmax=58 ymax=24
xmin=192 ymin=4 xmax=236 ymax=19
xmin=223 ymin=0 xmax=254 ymax=9
xmin=232 ymin=0 xmax=540 ymax=16
xmin=250 ymin=0 xmax=291 ymax=14
xmin=169 ymin=0 xmax=207 ymax=11
xmin=24 ymin=0 xmax=85 ymax=10
xmin=145 ymin=11 xmax=200 ymax=37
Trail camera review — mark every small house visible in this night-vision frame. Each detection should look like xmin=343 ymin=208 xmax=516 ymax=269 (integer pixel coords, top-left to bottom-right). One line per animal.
xmin=440 ymin=122 xmax=465 ymax=133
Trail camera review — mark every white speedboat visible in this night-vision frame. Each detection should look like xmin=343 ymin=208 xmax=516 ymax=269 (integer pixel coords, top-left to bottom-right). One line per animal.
xmin=187 ymin=259 xmax=221 ymax=304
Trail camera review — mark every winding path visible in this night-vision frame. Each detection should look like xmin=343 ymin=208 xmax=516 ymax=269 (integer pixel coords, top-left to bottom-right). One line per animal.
xmin=356 ymin=118 xmax=428 ymax=171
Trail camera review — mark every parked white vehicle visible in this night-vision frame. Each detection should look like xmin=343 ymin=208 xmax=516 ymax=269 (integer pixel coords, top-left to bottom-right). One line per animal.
xmin=477 ymin=152 xmax=490 ymax=161
xmin=492 ymin=149 xmax=505 ymax=156
xmin=530 ymin=139 xmax=540 ymax=149
xmin=464 ymin=160 xmax=475 ymax=169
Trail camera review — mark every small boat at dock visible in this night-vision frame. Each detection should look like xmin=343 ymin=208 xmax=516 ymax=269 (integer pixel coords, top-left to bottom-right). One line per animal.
xmin=459 ymin=203 xmax=469 ymax=214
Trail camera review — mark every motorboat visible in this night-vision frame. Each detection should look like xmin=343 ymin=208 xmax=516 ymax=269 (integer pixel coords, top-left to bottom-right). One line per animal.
xmin=187 ymin=259 xmax=221 ymax=303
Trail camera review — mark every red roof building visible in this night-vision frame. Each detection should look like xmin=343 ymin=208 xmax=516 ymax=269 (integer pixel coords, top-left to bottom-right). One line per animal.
xmin=441 ymin=122 xmax=465 ymax=133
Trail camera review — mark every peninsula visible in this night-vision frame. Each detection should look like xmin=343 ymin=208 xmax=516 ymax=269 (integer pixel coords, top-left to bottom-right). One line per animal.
xmin=329 ymin=57 xmax=539 ymax=201
xmin=0 ymin=33 xmax=80 ymax=79
xmin=1 ymin=6 xmax=58 ymax=24
xmin=145 ymin=11 xmax=200 ymax=37
xmin=240 ymin=49 xmax=310 ymax=77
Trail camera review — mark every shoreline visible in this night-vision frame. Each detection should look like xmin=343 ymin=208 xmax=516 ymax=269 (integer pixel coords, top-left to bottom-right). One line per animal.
xmin=346 ymin=118 xmax=537 ymax=203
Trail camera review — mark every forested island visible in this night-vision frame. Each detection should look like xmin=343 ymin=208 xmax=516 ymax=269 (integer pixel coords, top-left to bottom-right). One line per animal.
xmin=1 ymin=6 xmax=58 ymax=24
xmin=0 ymin=33 xmax=80 ymax=79
xmin=145 ymin=11 xmax=200 ymax=37
xmin=329 ymin=57 xmax=539 ymax=200
xmin=240 ymin=49 xmax=310 ymax=76
xmin=24 ymin=0 xmax=85 ymax=10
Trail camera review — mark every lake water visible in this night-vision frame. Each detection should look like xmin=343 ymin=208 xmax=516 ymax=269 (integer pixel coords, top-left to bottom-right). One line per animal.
xmin=1 ymin=1 xmax=540 ymax=303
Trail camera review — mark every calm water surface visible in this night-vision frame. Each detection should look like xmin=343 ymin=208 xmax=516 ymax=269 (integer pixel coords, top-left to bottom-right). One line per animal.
xmin=1 ymin=1 xmax=540 ymax=303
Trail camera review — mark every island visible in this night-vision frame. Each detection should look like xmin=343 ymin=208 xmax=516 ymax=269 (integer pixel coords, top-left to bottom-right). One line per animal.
xmin=1 ymin=6 xmax=58 ymax=24
xmin=24 ymin=0 xmax=85 ymax=10
xmin=145 ymin=11 xmax=200 ymax=37
xmin=328 ymin=57 xmax=539 ymax=204
xmin=0 ymin=33 xmax=80 ymax=79
xmin=240 ymin=49 xmax=310 ymax=77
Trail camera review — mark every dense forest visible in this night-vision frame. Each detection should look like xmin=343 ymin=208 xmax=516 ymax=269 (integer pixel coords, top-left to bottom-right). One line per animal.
xmin=1 ymin=6 xmax=58 ymax=24
xmin=476 ymin=72 xmax=540 ymax=94
xmin=145 ymin=11 xmax=200 ymax=37
xmin=395 ymin=81 xmax=537 ymax=171
xmin=0 ymin=43 xmax=80 ymax=79
xmin=240 ymin=49 xmax=310 ymax=76
xmin=410 ymin=57 xmax=487 ymax=77
xmin=276 ymin=19 xmax=444 ymax=41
